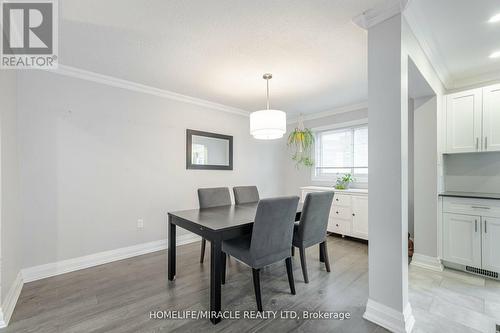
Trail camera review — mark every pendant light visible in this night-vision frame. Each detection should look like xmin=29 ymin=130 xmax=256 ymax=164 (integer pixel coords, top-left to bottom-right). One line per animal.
xmin=250 ymin=73 xmax=286 ymax=140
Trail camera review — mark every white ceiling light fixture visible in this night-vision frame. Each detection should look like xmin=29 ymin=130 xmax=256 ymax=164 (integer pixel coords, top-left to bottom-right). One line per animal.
xmin=488 ymin=13 xmax=500 ymax=23
xmin=250 ymin=73 xmax=286 ymax=140
xmin=489 ymin=51 xmax=500 ymax=59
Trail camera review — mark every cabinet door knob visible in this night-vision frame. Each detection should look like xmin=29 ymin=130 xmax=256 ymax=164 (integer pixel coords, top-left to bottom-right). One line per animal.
xmin=336 ymin=211 xmax=339 ymax=214
xmin=336 ymin=198 xmax=339 ymax=201
xmin=336 ymin=224 xmax=339 ymax=227
xmin=352 ymin=213 xmax=355 ymax=216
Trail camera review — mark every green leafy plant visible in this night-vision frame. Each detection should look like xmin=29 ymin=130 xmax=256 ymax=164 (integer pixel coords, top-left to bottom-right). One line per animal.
xmin=287 ymin=117 xmax=314 ymax=168
xmin=335 ymin=173 xmax=354 ymax=189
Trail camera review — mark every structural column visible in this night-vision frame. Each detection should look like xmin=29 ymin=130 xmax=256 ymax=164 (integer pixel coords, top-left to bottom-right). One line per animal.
xmin=363 ymin=13 xmax=415 ymax=333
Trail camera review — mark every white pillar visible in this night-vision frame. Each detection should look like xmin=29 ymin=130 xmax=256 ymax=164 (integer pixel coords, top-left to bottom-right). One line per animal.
xmin=363 ymin=14 xmax=415 ymax=333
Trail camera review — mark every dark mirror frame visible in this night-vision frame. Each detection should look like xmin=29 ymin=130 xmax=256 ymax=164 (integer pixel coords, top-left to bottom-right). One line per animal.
xmin=186 ymin=129 xmax=233 ymax=170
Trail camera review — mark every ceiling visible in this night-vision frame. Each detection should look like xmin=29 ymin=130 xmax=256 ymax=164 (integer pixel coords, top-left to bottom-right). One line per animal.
xmin=59 ymin=0 xmax=394 ymax=116
xmin=405 ymin=0 xmax=500 ymax=89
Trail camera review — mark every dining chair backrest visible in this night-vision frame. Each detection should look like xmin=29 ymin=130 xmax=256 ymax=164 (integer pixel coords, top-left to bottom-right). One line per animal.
xmin=297 ymin=191 xmax=334 ymax=247
xmin=197 ymin=187 xmax=231 ymax=208
xmin=249 ymin=196 xmax=299 ymax=264
xmin=233 ymin=186 xmax=260 ymax=205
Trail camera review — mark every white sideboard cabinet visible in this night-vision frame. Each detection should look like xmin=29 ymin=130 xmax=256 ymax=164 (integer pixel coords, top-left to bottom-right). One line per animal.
xmin=300 ymin=186 xmax=368 ymax=240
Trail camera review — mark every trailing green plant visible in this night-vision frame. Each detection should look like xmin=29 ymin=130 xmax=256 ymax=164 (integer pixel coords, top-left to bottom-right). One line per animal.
xmin=287 ymin=115 xmax=314 ymax=168
xmin=335 ymin=173 xmax=355 ymax=189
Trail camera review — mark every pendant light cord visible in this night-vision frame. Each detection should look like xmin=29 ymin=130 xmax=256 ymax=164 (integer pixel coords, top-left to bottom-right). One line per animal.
xmin=266 ymin=78 xmax=270 ymax=110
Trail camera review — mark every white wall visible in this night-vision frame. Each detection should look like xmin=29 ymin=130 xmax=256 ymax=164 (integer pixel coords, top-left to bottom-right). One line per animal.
xmin=444 ymin=152 xmax=500 ymax=194
xmin=282 ymin=108 xmax=368 ymax=196
xmin=0 ymin=71 xmax=22 ymax=305
xmin=17 ymin=70 xmax=286 ymax=268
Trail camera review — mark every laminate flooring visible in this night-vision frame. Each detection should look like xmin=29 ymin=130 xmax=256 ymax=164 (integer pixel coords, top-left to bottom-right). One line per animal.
xmin=3 ymin=235 xmax=499 ymax=332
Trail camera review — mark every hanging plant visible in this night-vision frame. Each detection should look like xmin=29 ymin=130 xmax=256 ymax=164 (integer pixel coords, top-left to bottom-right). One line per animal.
xmin=287 ymin=115 xmax=314 ymax=168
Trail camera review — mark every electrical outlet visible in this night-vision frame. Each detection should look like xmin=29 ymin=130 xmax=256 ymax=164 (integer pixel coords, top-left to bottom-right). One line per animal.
xmin=137 ymin=219 xmax=144 ymax=229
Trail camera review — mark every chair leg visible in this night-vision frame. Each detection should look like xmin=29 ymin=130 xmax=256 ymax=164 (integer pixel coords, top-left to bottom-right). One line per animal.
xmin=200 ymin=238 xmax=206 ymax=263
xmin=320 ymin=241 xmax=331 ymax=272
xmin=299 ymin=247 xmax=309 ymax=283
xmin=252 ymin=268 xmax=263 ymax=312
xmin=285 ymin=257 xmax=296 ymax=295
xmin=221 ymin=252 xmax=227 ymax=284
xmin=319 ymin=243 xmax=325 ymax=262
xmin=291 ymin=246 xmax=295 ymax=257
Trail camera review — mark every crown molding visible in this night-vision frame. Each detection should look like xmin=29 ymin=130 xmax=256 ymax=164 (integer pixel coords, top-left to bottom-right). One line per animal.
xmin=403 ymin=1 xmax=452 ymax=89
xmin=287 ymin=102 xmax=367 ymax=124
xmin=45 ymin=65 xmax=250 ymax=117
xmin=353 ymin=0 xmax=409 ymax=30
xmin=446 ymin=69 xmax=500 ymax=92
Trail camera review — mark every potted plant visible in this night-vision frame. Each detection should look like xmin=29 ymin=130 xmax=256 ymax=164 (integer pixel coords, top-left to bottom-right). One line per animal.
xmin=288 ymin=115 xmax=314 ymax=168
xmin=335 ymin=173 xmax=354 ymax=190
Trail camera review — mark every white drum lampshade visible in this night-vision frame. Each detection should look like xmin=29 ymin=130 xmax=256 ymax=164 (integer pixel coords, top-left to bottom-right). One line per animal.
xmin=250 ymin=73 xmax=286 ymax=140
xmin=250 ymin=109 xmax=286 ymax=140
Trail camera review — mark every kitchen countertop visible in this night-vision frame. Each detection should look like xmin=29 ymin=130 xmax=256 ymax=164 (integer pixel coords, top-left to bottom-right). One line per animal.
xmin=300 ymin=186 xmax=368 ymax=194
xmin=439 ymin=191 xmax=500 ymax=200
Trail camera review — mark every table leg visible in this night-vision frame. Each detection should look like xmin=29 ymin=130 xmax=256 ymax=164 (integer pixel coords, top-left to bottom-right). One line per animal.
xmin=168 ymin=217 xmax=176 ymax=281
xmin=210 ymin=239 xmax=222 ymax=324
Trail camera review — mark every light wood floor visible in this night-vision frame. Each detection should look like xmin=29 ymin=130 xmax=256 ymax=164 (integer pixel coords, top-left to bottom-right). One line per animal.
xmin=3 ymin=235 xmax=499 ymax=332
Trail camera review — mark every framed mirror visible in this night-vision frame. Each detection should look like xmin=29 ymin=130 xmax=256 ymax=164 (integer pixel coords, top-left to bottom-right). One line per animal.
xmin=186 ymin=129 xmax=233 ymax=170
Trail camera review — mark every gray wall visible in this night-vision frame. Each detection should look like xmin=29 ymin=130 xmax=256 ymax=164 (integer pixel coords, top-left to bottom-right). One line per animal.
xmin=413 ymin=96 xmax=438 ymax=258
xmin=408 ymin=99 xmax=414 ymax=238
xmin=282 ymin=108 xmax=368 ymax=196
xmin=0 ymin=71 xmax=22 ymax=304
xmin=17 ymin=70 xmax=285 ymax=268
xmin=444 ymin=152 xmax=500 ymax=194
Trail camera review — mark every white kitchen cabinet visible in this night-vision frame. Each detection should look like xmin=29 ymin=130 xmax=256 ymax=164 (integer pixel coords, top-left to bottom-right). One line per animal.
xmin=482 ymin=84 xmax=500 ymax=152
xmin=445 ymin=83 xmax=500 ymax=154
xmin=351 ymin=196 xmax=368 ymax=239
xmin=445 ymin=89 xmax=482 ymax=153
xmin=443 ymin=213 xmax=481 ymax=267
xmin=482 ymin=217 xmax=500 ymax=273
xmin=300 ymin=186 xmax=368 ymax=240
xmin=441 ymin=196 xmax=500 ymax=279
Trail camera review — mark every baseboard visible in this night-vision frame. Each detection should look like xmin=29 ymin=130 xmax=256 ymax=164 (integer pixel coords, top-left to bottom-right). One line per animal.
xmin=22 ymin=233 xmax=200 ymax=283
xmin=0 ymin=271 xmax=24 ymax=327
xmin=410 ymin=253 xmax=444 ymax=272
xmin=363 ymin=299 xmax=415 ymax=333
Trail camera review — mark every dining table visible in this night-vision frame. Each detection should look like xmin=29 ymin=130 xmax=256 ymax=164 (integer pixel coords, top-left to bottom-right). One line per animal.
xmin=167 ymin=201 xmax=303 ymax=324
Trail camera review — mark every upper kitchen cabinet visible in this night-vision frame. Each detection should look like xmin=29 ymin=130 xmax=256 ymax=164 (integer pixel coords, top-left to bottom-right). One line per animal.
xmin=445 ymin=88 xmax=482 ymax=153
xmin=482 ymin=84 xmax=500 ymax=152
xmin=445 ymin=84 xmax=500 ymax=153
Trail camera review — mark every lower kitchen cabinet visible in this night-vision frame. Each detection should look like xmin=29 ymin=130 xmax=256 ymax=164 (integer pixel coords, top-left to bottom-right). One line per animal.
xmin=443 ymin=213 xmax=481 ymax=267
xmin=482 ymin=217 xmax=500 ymax=273
xmin=441 ymin=196 xmax=500 ymax=278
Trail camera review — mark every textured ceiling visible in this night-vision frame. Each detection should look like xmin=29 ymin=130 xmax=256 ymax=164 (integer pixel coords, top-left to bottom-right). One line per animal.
xmin=406 ymin=0 xmax=500 ymax=89
xmin=59 ymin=0 xmax=393 ymax=115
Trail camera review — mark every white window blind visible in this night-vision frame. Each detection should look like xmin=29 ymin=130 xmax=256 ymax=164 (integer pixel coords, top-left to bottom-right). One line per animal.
xmin=314 ymin=125 xmax=368 ymax=182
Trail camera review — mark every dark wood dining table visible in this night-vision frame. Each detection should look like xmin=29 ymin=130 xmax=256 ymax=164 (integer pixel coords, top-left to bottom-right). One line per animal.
xmin=167 ymin=202 xmax=302 ymax=324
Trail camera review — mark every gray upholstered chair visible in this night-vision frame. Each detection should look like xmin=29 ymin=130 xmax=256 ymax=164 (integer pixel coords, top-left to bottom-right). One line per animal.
xmin=233 ymin=186 xmax=260 ymax=205
xmin=292 ymin=191 xmax=334 ymax=283
xmin=198 ymin=187 xmax=232 ymax=263
xmin=221 ymin=196 xmax=299 ymax=311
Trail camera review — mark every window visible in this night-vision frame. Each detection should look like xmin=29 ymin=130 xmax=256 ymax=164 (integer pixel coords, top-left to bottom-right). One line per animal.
xmin=313 ymin=125 xmax=368 ymax=182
